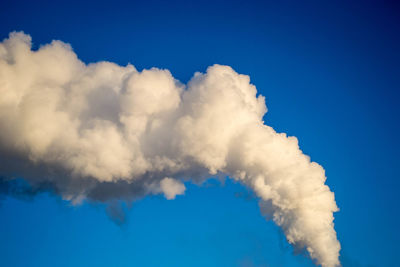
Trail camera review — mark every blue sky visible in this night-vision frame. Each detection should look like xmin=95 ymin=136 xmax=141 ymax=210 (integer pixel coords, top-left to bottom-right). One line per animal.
xmin=0 ymin=0 xmax=399 ymax=266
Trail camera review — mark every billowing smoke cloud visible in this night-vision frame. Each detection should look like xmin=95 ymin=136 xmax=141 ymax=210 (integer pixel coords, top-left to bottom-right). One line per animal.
xmin=0 ymin=32 xmax=341 ymax=266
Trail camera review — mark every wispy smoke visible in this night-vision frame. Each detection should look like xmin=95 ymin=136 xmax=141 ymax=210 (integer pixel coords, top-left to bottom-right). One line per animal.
xmin=0 ymin=32 xmax=341 ymax=266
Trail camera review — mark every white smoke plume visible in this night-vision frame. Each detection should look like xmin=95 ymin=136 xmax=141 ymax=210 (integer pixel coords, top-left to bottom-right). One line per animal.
xmin=0 ymin=32 xmax=341 ymax=266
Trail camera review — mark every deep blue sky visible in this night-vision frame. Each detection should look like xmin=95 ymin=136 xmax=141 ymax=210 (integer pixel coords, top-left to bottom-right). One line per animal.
xmin=1 ymin=0 xmax=399 ymax=266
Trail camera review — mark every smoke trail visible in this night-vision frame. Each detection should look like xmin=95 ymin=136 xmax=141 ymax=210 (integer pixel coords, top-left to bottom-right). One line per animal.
xmin=0 ymin=32 xmax=340 ymax=266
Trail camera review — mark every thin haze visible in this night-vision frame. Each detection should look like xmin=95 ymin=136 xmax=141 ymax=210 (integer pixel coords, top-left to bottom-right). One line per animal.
xmin=0 ymin=32 xmax=340 ymax=267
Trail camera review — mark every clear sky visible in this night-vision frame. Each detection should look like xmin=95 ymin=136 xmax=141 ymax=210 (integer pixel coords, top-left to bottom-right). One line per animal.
xmin=0 ymin=0 xmax=399 ymax=266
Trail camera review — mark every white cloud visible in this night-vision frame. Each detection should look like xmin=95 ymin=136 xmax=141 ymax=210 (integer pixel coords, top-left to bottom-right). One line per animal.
xmin=0 ymin=32 xmax=341 ymax=267
xmin=160 ymin=177 xmax=186 ymax=200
